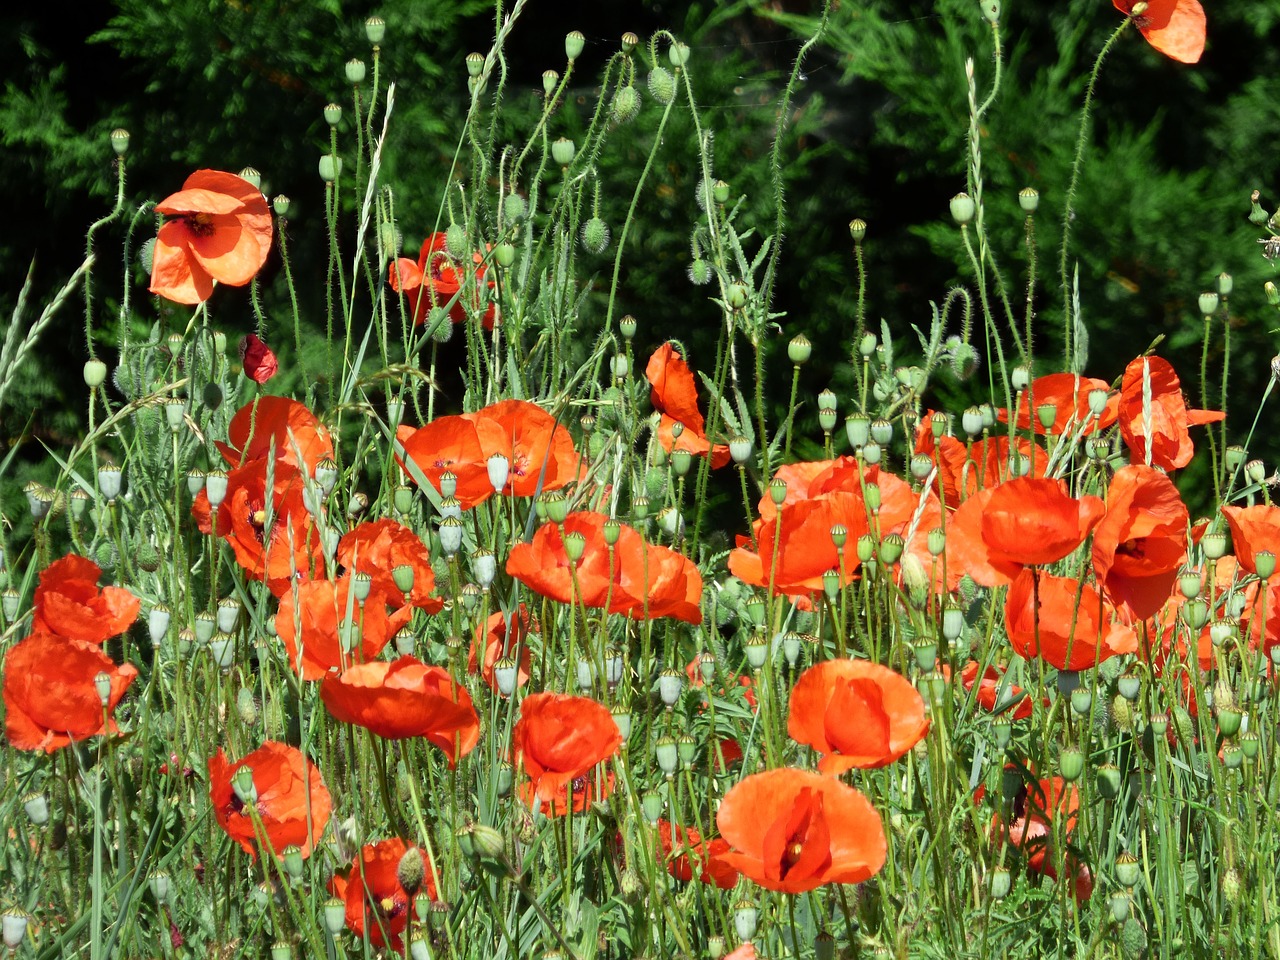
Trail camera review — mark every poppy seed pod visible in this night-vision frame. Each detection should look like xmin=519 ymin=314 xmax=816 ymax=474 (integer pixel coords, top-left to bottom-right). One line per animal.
xmin=849 ymin=217 xmax=867 ymax=241
xmin=3 ymin=909 xmax=30 ymax=949
xmin=365 ymin=16 xmax=385 ymax=44
xmin=487 ymin=453 xmax=510 ymax=493
xmin=323 ymin=896 xmax=346 ymax=934
xmin=989 ymin=867 xmax=1012 ymax=900
xmin=552 ymin=137 xmax=576 ymax=167
xmin=1096 ymin=763 xmax=1123 ymax=800
xmin=438 ymin=516 xmax=464 ymax=556
xmin=22 ymin=791 xmax=49 ymax=826
xmin=729 ymin=435 xmax=753 ymax=464
xmin=318 ymin=155 xmax=342 ymax=182
xmin=862 ymin=441 xmax=882 ymax=464
xmin=465 ymin=52 xmax=485 ymax=78
xmin=1218 ymin=271 xmax=1233 ymax=297
xmin=110 ymin=127 xmax=130 ymax=156
xmin=323 ymin=103 xmax=342 ymax=126
xmin=1018 ymin=187 xmax=1039 ymax=213
xmin=1198 ymin=291 xmax=1219 ymax=315
xmin=788 ymin=334 xmax=812 ymax=364
xmin=658 ymin=668 xmax=683 ymax=706
xmin=97 ymin=464 xmax=123 ymax=501
xmin=345 ymin=59 xmax=366 ymax=83
xmin=949 ymin=192 xmax=976 ymax=225
xmin=1058 ymin=747 xmax=1085 ymax=782
xmin=273 ymin=194 xmax=291 ymax=216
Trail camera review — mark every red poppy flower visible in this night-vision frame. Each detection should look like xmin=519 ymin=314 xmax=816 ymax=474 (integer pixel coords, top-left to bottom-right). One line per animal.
xmin=725 ymin=946 xmax=757 ymax=960
xmin=1119 ymin=356 xmax=1223 ymax=470
xmin=656 ymin=820 xmax=740 ymax=889
xmin=1004 ymin=570 xmax=1137 ymax=671
xmin=512 ymin=692 xmax=623 ymax=805
xmin=517 ymin=770 xmax=616 ymax=816
xmin=646 ymin=344 xmax=731 ymax=468
xmin=716 ymin=767 xmax=887 ymax=893
xmin=389 ymin=232 xmax=496 ymax=329
xmin=979 ymin=477 xmax=1105 ymax=568
xmin=506 ymin=511 xmax=703 ymax=623
xmin=1113 ymin=0 xmax=1205 ymax=64
xmin=238 ymin=333 xmax=278 ymax=384
xmin=31 ymin=554 xmax=139 ymax=645
xmin=150 ymin=170 xmax=273 ymax=305
xmin=469 ymin=605 xmax=535 ymax=692
xmin=1220 ymin=504 xmax=1280 ymax=576
xmin=787 ymin=659 xmax=928 ymax=773
xmin=214 ymin=397 xmax=333 ymax=474
xmin=687 ymin=655 xmax=759 ymax=711
xmin=942 ymin=488 xmax=1019 ymax=589
xmin=207 ymin=741 xmax=332 ymax=859
xmin=275 ymin=576 xmax=411 ymax=681
xmin=997 ymin=373 xmax=1118 ymax=437
xmin=988 ymin=775 xmax=1093 ymax=901
xmin=1093 ymin=466 xmax=1189 ymax=620
xmin=192 ymin=459 xmax=322 ymax=588
xmin=337 ymin=519 xmax=442 ymax=613
xmin=329 ymin=838 xmax=436 ymax=951
xmin=960 ymin=661 xmax=1040 ymax=721
xmin=3 ymin=631 xmax=138 ymax=752
xmin=472 ymin=399 xmax=580 ymax=498
xmin=396 ymin=416 xmax=492 ymax=509
xmin=914 ymin=426 xmax=1047 ymax=510
xmin=320 ymin=658 xmax=479 ymax=765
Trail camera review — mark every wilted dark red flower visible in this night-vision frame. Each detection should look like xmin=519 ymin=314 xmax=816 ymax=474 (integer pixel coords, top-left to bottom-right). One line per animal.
xmin=507 ymin=511 xmax=703 ymax=623
xmin=1118 ymin=356 xmax=1223 ymax=470
xmin=3 ymin=631 xmax=137 ymax=752
xmin=656 ymin=820 xmax=740 ymax=889
xmin=338 ymin=519 xmax=442 ymax=613
xmin=1093 ymin=466 xmax=1188 ymax=620
xmin=214 ymin=396 xmax=333 ymax=473
xmin=646 ymin=343 xmax=731 ymax=468
xmin=472 ymin=399 xmax=580 ymax=498
xmin=512 ymin=692 xmax=622 ymax=807
xmin=1113 ymin=0 xmax=1205 ymax=63
xmin=149 ymin=170 xmax=272 ymax=304
xmin=192 ymin=458 xmax=322 ymax=588
xmin=716 ymin=767 xmax=886 ymax=893
xmin=320 ymin=658 xmax=479 ymax=765
xmin=31 ymin=554 xmax=139 ymax=644
xmin=979 ymin=477 xmax=1105 ymax=568
xmin=275 ymin=575 xmax=410 ymax=680
xmin=1004 ymin=570 xmax=1137 ymax=671
xmin=988 ymin=774 xmax=1093 ymax=901
xmin=208 ymin=741 xmax=331 ymax=859
xmin=787 ymin=659 xmax=928 ymax=773
xmin=469 ymin=605 xmax=535 ymax=692
xmin=389 ymin=232 xmax=496 ymax=329
xmin=238 ymin=333 xmax=278 ymax=384
xmin=959 ymin=661 xmax=1041 ymax=721
xmin=329 ymin=838 xmax=436 ymax=951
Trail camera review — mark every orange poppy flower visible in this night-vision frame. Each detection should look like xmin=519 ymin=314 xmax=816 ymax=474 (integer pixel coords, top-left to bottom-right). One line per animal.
xmin=1118 ymin=356 xmax=1223 ymax=470
xmin=31 ymin=554 xmax=139 ymax=645
xmin=149 ymin=169 xmax=273 ymax=304
xmin=914 ymin=429 xmax=1047 ymax=510
xmin=389 ymin=232 xmax=496 ymax=329
xmin=517 ymin=770 xmax=616 ymax=816
xmin=192 ymin=458 xmax=322 ymax=589
xmin=320 ymin=658 xmax=479 ymax=765
xmin=1220 ymin=504 xmax=1280 ymax=576
xmin=656 ymin=820 xmax=740 ymax=889
xmin=275 ymin=576 xmax=410 ymax=681
xmin=3 ymin=631 xmax=138 ymax=752
xmin=997 ymin=372 xmax=1118 ymax=437
xmin=1092 ymin=466 xmax=1189 ymax=620
xmin=646 ymin=344 xmax=731 ymax=468
xmin=207 ymin=741 xmax=331 ymax=860
xmin=1004 ymin=570 xmax=1137 ymax=671
xmin=988 ymin=775 xmax=1093 ymax=901
xmin=943 ymin=488 xmax=1019 ymax=589
xmin=725 ymin=946 xmax=757 ymax=960
xmin=472 ymin=399 xmax=579 ymax=498
xmin=214 ymin=396 xmax=333 ymax=473
xmin=1113 ymin=0 xmax=1205 ymax=64
xmin=979 ymin=477 xmax=1105 ymax=568
xmin=337 ymin=519 xmax=442 ymax=613
xmin=512 ymin=692 xmax=623 ymax=805
xmin=787 ymin=660 xmax=928 ymax=773
xmin=396 ymin=416 xmax=492 ymax=509
xmin=506 ymin=511 xmax=704 ymax=623
xmin=329 ymin=838 xmax=436 ymax=951
xmin=959 ymin=661 xmax=1040 ymax=721
xmin=716 ymin=767 xmax=887 ymax=893
xmin=469 ymin=605 xmax=535 ymax=692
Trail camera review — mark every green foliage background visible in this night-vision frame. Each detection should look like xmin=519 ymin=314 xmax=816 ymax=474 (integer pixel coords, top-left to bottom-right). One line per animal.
xmin=3 ymin=0 xmax=1279 ymax=522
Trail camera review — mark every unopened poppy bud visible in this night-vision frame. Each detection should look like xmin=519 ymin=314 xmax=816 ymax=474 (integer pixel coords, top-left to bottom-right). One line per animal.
xmin=84 ymin=358 xmax=108 ymax=387
xmin=734 ymin=901 xmax=759 ymax=941
xmin=1218 ymin=272 xmax=1233 ymax=297
xmin=1058 ymin=746 xmax=1084 ymax=782
xmin=1116 ymin=851 xmax=1141 ymax=889
xmin=788 ymin=334 xmax=812 ymax=364
xmin=109 ymin=127 xmax=131 ymax=156
xmin=849 ymin=217 xmax=867 ymax=242
xmin=365 ymin=15 xmax=386 ymax=43
xmin=949 ymin=192 xmax=976 ymax=225
xmin=668 ymin=41 xmax=690 ymax=67
xmin=345 ymin=58 xmax=366 ymax=83
xmin=396 ymin=846 xmax=426 ymax=896
xmin=648 ymin=65 xmax=675 ymax=103
xmin=1198 ymin=291 xmax=1219 ymax=315
xmin=3 ymin=908 xmax=30 ymax=949
xmin=670 ymin=448 xmax=693 ymax=477
xmin=324 ymin=103 xmax=342 ymax=126
xmin=1201 ymin=532 xmax=1228 ymax=560
xmin=845 ymin=413 xmax=870 ymax=447
xmin=725 ymin=283 xmax=748 ymax=310
xmin=323 ymin=896 xmax=346 ymax=934
xmin=729 ymin=435 xmax=752 ymax=464
xmin=22 ymin=791 xmax=48 ymax=826
xmin=1096 ymin=763 xmax=1122 ymax=799
xmin=1017 ymin=187 xmax=1039 ymax=213
xmin=438 ymin=516 xmax=464 ymax=556
xmin=318 ymin=154 xmax=342 ymax=182
xmin=1070 ymin=686 xmax=1092 ymax=716
xmin=232 ymin=765 xmax=257 ymax=804
xmin=551 ymin=137 xmax=576 ymax=167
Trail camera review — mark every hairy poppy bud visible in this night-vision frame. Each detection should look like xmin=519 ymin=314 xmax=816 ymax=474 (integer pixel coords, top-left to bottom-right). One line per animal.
xmin=647 ymin=66 xmax=675 ymax=104
xmin=611 ymin=85 xmax=640 ymax=125
xmin=581 ymin=216 xmax=610 ymax=253
xmin=668 ymin=41 xmax=690 ymax=67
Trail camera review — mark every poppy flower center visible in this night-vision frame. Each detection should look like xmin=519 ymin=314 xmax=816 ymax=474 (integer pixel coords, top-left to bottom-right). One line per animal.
xmin=184 ymin=212 xmax=217 ymax=237
xmin=253 ymin=508 xmax=268 ymax=527
xmin=784 ymin=841 xmax=805 ymax=866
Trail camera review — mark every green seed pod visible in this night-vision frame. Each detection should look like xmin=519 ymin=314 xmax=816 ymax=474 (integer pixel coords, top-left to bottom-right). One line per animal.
xmin=610 ymin=85 xmax=640 ymax=124
xmin=581 ymin=217 xmax=610 ymax=254
xmin=1018 ymin=187 xmax=1039 ymax=213
xmin=849 ymin=218 xmax=867 ymax=242
xmin=647 ymin=66 xmax=676 ymax=104
xmin=110 ymin=128 xmax=131 ymax=156
xmin=445 ymin=222 xmax=468 ymax=259
xmin=365 ymin=16 xmax=386 ymax=44
xmin=565 ymin=30 xmax=585 ymax=61
xmin=949 ymin=192 xmax=976 ymax=225
xmin=84 ymin=358 xmax=108 ymax=388
xmin=345 ymin=59 xmax=366 ymax=84
xmin=551 ymin=137 xmax=576 ymax=167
